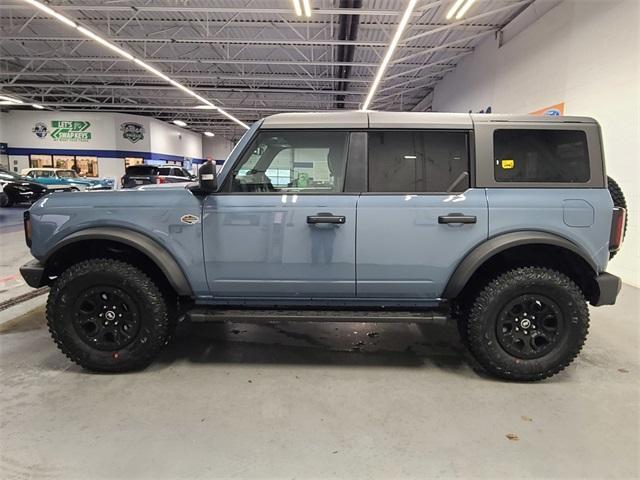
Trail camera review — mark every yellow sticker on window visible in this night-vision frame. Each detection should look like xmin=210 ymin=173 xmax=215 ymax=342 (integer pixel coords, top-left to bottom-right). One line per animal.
xmin=501 ymin=159 xmax=515 ymax=169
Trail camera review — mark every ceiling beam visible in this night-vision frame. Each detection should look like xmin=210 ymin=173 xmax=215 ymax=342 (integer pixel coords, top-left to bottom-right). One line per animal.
xmin=0 ymin=55 xmax=380 ymax=68
xmin=0 ymin=70 xmax=374 ymax=84
xmin=2 ymin=5 xmax=431 ymax=17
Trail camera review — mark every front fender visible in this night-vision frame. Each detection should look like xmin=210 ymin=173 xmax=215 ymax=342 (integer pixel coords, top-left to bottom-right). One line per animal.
xmin=43 ymin=227 xmax=193 ymax=296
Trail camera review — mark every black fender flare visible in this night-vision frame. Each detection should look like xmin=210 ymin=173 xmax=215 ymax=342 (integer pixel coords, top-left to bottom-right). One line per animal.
xmin=442 ymin=231 xmax=598 ymax=299
xmin=44 ymin=227 xmax=193 ymax=296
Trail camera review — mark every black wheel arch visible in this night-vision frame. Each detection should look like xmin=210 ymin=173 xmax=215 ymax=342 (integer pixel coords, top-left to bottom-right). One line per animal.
xmin=42 ymin=227 xmax=193 ymax=297
xmin=443 ymin=231 xmax=600 ymax=303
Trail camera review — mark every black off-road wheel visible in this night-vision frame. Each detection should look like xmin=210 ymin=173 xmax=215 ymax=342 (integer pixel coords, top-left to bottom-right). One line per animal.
xmin=465 ymin=267 xmax=589 ymax=381
xmin=607 ymin=176 xmax=627 ymax=259
xmin=47 ymin=259 xmax=170 ymax=372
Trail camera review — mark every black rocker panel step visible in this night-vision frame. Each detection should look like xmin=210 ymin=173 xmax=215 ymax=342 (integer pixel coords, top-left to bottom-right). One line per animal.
xmin=186 ymin=308 xmax=448 ymax=323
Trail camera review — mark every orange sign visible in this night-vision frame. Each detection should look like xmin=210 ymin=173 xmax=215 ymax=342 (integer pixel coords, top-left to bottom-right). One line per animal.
xmin=530 ymin=102 xmax=565 ymax=116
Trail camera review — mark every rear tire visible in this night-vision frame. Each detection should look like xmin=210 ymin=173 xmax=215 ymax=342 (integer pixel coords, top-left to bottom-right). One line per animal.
xmin=465 ymin=267 xmax=589 ymax=381
xmin=1 ymin=193 xmax=14 ymax=207
xmin=47 ymin=259 xmax=170 ymax=372
xmin=607 ymin=176 xmax=627 ymax=259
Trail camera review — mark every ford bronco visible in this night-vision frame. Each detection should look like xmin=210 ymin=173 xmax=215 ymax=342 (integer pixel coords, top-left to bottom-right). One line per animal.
xmin=20 ymin=112 xmax=627 ymax=380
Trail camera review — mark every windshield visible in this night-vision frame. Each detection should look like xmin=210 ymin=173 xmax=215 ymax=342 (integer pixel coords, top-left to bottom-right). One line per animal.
xmin=57 ymin=170 xmax=79 ymax=178
xmin=0 ymin=169 xmax=24 ymax=181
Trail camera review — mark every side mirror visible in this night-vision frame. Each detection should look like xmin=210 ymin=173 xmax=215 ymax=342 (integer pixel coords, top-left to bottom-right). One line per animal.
xmin=198 ymin=160 xmax=217 ymax=192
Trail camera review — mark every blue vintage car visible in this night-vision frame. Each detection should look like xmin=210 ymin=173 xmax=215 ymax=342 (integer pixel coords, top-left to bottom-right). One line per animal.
xmin=21 ymin=168 xmax=113 ymax=191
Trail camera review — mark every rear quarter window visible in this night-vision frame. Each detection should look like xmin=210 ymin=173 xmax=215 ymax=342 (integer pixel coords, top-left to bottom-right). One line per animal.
xmin=494 ymin=129 xmax=590 ymax=183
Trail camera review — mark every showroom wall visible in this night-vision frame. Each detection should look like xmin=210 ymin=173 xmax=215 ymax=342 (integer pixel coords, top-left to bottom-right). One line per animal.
xmin=432 ymin=0 xmax=640 ymax=286
xmin=0 ymin=110 xmax=204 ymax=180
xmin=202 ymin=135 xmax=235 ymax=163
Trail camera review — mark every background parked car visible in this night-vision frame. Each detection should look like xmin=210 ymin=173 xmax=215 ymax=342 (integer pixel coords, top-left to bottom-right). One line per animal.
xmin=0 ymin=168 xmax=48 ymax=207
xmin=21 ymin=168 xmax=113 ymax=191
xmin=121 ymin=165 xmax=195 ymax=188
xmin=0 ymin=182 xmax=7 ymax=207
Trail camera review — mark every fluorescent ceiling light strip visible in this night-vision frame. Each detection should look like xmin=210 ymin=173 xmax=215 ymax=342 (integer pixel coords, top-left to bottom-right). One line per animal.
xmin=204 ymin=131 xmax=215 ymax=137
xmin=173 ymin=119 xmax=187 ymax=127
xmin=22 ymin=0 xmax=77 ymax=28
xmin=360 ymin=0 xmax=418 ymax=111
xmin=217 ymin=107 xmax=250 ymax=129
xmin=446 ymin=0 xmax=466 ymax=20
xmin=76 ymin=26 xmax=133 ymax=60
xmin=20 ymin=0 xmax=250 ymax=130
xmin=32 ymin=103 xmax=45 ymax=109
xmin=455 ymin=0 xmax=477 ymax=19
xmin=301 ymin=0 xmax=312 ymax=17
xmin=292 ymin=0 xmax=303 ymax=16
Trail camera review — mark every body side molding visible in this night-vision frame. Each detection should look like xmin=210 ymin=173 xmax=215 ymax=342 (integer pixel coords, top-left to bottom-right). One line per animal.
xmin=44 ymin=227 xmax=193 ymax=296
xmin=442 ymin=230 xmax=598 ymax=299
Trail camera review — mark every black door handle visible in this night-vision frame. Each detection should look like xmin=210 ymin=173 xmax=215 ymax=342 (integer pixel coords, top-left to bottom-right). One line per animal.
xmin=307 ymin=213 xmax=346 ymax=224
xmin=438 ymin=213 xmax=477 ymax=224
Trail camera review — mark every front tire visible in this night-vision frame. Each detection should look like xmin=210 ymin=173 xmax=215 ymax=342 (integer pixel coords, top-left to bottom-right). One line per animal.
xmin=47 ymin=259 xmax=170 ymax=372
xmin=465 ymin=267 xmax=589 ymax=381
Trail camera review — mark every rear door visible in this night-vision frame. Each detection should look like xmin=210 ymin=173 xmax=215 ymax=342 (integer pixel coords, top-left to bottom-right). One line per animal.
xmin=356 ymin=128 xmax=488 ymax=300
xmin=202 ymin=129 xmax=358 ymax=298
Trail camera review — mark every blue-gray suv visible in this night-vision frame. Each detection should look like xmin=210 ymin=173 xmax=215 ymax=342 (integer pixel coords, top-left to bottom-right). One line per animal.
xmin=20 ymin=112 xmax=627 ymax=380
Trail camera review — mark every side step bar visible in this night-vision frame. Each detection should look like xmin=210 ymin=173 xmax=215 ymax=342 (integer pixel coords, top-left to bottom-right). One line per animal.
xmin=186 ymin=308 xmax=449 ymax=323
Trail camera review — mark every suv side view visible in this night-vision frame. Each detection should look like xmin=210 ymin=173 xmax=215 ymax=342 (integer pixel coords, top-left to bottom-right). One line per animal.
xmin=19 ymin=112 xmax=627 ymax=381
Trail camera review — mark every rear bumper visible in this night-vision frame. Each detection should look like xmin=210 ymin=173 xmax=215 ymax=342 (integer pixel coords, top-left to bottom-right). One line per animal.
xmin=592 ymin=272 xmax=622 ymax=306
xmin=20 ymin=259 xmax=47 ymax=288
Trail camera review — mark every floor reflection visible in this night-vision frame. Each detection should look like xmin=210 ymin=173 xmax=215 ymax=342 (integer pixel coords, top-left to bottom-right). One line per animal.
xmin=158 ymin=319 xmax=469 ymax=371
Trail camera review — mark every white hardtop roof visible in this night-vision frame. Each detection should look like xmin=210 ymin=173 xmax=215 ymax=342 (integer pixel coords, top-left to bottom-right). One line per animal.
xmin=22 ymin=167 xmax=74 ymax=171
xmin=261 ymin=111 xmax=597 ymax=129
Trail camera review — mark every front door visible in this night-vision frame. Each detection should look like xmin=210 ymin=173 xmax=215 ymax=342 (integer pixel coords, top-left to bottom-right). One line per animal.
xmin=356 ymin=129 xmax=488 ymax=299
xmin=203 ymin=129 xmax=356 ymax=298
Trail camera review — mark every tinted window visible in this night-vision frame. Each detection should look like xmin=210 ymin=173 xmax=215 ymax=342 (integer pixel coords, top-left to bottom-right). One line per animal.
xmin=230 ymin=130 xmax=349 ymax=193
xmin=126 ymin=165 xmax=158 ymax=176
xmin=368 ymin=131 xmax=469 ymax=193
xmin=494 ymin=129 xmax=590 ymax=183
xmin=172 ymin=168 xmax=185 ymax=177
xmin=158 ymin=167 xmax=171 ymax=176
xmin=57 ymin=170 xmax=78 ymax=178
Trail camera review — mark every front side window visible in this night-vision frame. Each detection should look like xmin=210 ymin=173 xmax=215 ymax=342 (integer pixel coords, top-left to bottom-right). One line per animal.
xmin=229 ymin=130 xmax=349 ymax=193
xmin=494 ymin=129 xmax=590 ymax=183
xmin=57 ymin=170 xmax=78 ymax=179
xmin=368 ymin=130 xmax=469 ymax=193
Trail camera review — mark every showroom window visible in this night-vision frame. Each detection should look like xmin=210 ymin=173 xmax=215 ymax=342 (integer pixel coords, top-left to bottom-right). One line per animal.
xmin=74 ymin=156 xmax=99 ymax=177
xmin=229 ymin=130 xmax=349 ymax=193
xmin=29 ymin=154 xmax=53 ymax=168
xmin=494 ymin=129 xmax=590 ymax=183
xmin=29 ymin=154 xmax=99 ymax=177
xmin=125 ymin=157 xmax=144 ymax=167
xmin=368 ymin=130 xmax=470 ymax=193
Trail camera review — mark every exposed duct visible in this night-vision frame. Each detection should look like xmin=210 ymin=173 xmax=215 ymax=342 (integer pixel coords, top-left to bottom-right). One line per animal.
xmin=334 ymin=0 xmax=362 ymax=109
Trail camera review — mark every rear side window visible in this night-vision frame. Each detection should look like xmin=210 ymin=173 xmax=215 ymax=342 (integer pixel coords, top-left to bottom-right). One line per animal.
xmin=368 ymin=131 xmax=469 ymax=193
xmin=494 ymin=129 xmax=590 ymax=183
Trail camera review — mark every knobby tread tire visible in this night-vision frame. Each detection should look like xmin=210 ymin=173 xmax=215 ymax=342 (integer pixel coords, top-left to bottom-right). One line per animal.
xmin=47 ymin=258 xmax=169 ymax=372
xmin=607 ymin=176 xmax=627 ymax=259
xmin=466 ymin=267 xmax=589 ymax=381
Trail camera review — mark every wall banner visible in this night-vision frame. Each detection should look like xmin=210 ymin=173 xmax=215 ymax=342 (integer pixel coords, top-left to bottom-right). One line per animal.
xmin=530 ymin=102 xmax=565 ymax=116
